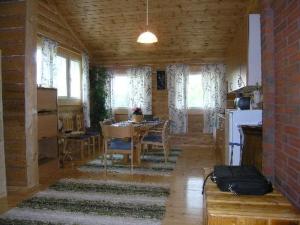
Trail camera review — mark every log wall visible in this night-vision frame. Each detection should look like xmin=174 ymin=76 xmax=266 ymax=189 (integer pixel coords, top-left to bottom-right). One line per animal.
xmin=0 ymin=0 xmax=38 ymax=187
xmin=0 ymin=50 xmax=7 ymax=197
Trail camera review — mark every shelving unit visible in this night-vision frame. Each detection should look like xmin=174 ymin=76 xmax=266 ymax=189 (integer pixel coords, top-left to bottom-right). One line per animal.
xmin=37 ymin=87 xmax=58 ymax=164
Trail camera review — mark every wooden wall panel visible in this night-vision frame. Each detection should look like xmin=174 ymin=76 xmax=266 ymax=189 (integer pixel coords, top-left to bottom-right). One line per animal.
xmin=0 ymin=0 xmax=27 ymax=187
xmin=0 ymin=51 xmax=7 ymax=198
xmin=37 ymin=0 xmax=86 ymax=53
xmin=151 ymin=65 xmax=169 ymax=120
xmin=188 ymin=114 xmax=204 ymax=133
xmin=24 ymin=0 xmax=38 ymax=188
xmin=0 ymin=0 xmax=38 ymax=188
xmin=225 ymin=15 xmax=248 ymax=93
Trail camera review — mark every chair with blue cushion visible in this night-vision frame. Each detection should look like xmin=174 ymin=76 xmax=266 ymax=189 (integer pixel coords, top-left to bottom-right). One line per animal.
xmin=101 ymin=124 xmax=136 ymax=173
xmin=141 ymin=120 xmax=170 ymax=163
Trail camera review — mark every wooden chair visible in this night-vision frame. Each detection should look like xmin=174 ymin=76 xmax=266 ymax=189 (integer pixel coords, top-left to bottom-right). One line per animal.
xmin=140 ymin=120 xmax=170 ymax=163
xmin=101 ymin=124 xmax=136 ymax=173
xmin=76 ymin=114 xmax=101 ymax=155
xmin=60 ymin=114 xmax=90 ymax=160
xmin=99 ymin=118 xmax=114 ymax=154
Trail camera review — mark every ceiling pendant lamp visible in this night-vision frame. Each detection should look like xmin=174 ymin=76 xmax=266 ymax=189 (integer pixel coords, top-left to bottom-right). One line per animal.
xmin=137 ymin=0 xmax=158 ymax=44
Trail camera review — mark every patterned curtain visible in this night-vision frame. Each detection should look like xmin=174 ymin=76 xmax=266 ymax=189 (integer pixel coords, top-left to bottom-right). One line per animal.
xmin=39 ymin=38 xmax=58 ymax=87
xmin=128 ymin=66 xmax=152 ymax=115
xmin=82 ymin=53 xmax=90 ymax=127
xmin=166 ymin=64 xmax=189 ymax=134
xmin=201 ymin=64 xmax=226 ymax=133
xmin=105 ymin=69 xmax=115 ymax=118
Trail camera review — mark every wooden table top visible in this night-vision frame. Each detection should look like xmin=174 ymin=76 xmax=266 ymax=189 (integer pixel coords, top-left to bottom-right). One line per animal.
xmin=112 ymin=120 xmax=162 ymax=128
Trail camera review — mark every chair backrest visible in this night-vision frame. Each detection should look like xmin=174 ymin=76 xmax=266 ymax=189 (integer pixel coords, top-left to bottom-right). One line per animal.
xmin=76 ymin=114 xmax=84 ymax=131
xmin=143 ymin=114 xmax=153 ymax=121
xmin=101 ymin=124 xmax=133 ymax=140
xmin=61 ymin=114 xmax=74 ymax=131
xmin=114 ymin=113 xmax=129 ymax=122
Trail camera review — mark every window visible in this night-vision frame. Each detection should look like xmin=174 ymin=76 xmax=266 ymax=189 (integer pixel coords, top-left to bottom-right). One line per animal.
xmin=112 ymin=75 xmax=130 ymax=108
xmin=36 ymin=41 xmax=82 ymax=101
xmin=56 ymin=52 xmax=81 ymax=100
xmin=187 ymin=74 xmax=204 ymax=108
xmin=36 ymin=47 xmax=42 ymax=86
xmin=56 ymin=56 xmax=67 ymax=97
xmin=70 ymin=59 xmax=81 ymax=98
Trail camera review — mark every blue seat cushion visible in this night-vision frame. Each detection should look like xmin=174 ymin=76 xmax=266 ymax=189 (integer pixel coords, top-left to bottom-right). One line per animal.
xmin=85 ymin=131 xmax=100 ymax=136
xmin=109 ymin=138 xmax=131 ymax=150
xmin=142 ymin=134 xmax=162 ymax=143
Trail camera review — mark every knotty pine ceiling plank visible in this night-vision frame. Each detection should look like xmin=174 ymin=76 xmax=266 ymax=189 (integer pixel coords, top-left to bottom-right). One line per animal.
xmin=54 ymin=0 xmax=250 ymax=64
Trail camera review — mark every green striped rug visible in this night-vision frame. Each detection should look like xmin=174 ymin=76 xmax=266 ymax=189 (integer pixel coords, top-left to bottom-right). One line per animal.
xmin=79 ymin=149 xmax=182 ymax=176
xmin=0 ymin=179 xmax=170 ymax=225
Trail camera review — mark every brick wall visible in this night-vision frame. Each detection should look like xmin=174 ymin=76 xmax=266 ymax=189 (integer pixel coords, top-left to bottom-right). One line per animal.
xmin=261 ymin=0 xmax=300 ymax=209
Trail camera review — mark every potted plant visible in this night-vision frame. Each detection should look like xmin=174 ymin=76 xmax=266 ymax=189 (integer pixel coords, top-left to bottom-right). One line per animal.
xmin=132 ymin=107 xmax=143 ymax=123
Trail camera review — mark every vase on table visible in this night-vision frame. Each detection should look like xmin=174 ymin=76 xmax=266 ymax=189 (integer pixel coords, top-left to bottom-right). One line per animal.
xmin=132 ymin=114 xmax=143 ymax=123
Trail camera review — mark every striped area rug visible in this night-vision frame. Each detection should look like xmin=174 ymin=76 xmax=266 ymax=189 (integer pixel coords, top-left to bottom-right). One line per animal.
xmin=78 ymin=149 xmax=182 ymax=176
xmin=0 ymin=179 xmax=170 ymax=225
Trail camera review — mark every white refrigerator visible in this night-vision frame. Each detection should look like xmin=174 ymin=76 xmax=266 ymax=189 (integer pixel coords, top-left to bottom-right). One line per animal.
xmin=225 ymin=109 xmax=262 ymax=165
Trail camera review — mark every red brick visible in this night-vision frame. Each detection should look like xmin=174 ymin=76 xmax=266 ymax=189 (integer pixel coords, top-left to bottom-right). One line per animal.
xmin=261 ymin=0 xmax=300 ymax=209
xmin=285 ymin=145 xmax=299 ymax=158
xmin=288 ymin=157 xmax=300 ymax=172
xmin=285 ymin=126 xmax=299 ymax=135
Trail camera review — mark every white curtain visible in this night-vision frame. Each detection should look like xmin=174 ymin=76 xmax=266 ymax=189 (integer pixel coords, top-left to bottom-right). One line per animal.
xmin=82 ymin=53 xmax=90 ymax=127
xmin=128 ymin=66 xmax=152 ymax=115
xmin=167 ymin=64 xmax=189 ymax=134
xmin=38 ymin=38 xmax=58 ymax=87
xmin=105 ymin=69 xmax=115 ymax=118
xmin=201 ymin=64 xmax=226 ymax=133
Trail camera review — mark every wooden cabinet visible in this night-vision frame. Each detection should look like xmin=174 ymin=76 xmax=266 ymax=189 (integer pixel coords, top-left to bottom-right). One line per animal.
xmin=240 ymin=125 xmax=262 ymax=172
xmin=37 ymin=88 xmax=58 ymax=162
xmin=226 ymin=14 xmax=262 ymax=92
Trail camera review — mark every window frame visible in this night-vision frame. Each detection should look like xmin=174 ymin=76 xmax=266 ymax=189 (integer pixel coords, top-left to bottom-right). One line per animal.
xmin=56 ymin=47 xmax=82 ymax=106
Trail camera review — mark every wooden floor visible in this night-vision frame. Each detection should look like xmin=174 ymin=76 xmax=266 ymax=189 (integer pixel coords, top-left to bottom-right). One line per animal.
xmin=0 ymin=133 xmax=216 ymax=225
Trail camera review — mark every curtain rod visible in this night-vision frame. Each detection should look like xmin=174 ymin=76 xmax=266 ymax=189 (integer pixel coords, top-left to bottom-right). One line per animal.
xmin=96 ymin=63 xmax=224 ymax=70
xmin=37 ymin=33 xmax=83 ymax=56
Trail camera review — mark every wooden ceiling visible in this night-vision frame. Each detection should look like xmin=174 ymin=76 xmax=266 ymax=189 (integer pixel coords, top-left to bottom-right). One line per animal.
xmin=54 ymin=0 xmax=250 ymax=65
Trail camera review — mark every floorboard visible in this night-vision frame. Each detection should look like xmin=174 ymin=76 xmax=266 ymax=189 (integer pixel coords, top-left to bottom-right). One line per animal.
xmin=0 ymin=133 xmax=216 ymax=225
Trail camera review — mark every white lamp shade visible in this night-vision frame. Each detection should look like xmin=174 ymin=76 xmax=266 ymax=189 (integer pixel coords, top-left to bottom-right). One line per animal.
xmin=137 ymin=31 xmax=158 ymax=44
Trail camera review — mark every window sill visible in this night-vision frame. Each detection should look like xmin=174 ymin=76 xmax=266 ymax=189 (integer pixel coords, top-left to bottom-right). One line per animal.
xmin=58 ymin=98 xmax=82 ymax=106
xmin=188 ymin=107 xmax=203 ymax=115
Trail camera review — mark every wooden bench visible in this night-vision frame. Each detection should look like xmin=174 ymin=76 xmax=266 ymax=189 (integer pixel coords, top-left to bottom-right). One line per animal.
xmin=204 ymin=180 xmax=300 ymax=225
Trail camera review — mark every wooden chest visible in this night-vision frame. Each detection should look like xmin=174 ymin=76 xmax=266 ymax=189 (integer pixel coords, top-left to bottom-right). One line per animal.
xmin=37 ymin=88 xmax=58 ymax=162
xmin=204 ymin=181 xmax=300 ymax=225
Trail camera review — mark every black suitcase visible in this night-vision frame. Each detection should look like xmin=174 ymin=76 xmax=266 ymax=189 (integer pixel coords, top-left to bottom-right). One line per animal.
xmin=203 ymin=165 xmax=273 ymax=195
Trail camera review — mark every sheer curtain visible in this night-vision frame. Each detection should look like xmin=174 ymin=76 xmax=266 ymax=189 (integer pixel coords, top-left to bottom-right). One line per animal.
xmin=128 ymin=66 xmax=152 ymax=115
xmin=38 ymin=38 xmax=58 ymax=87
xmin=201 ymin=64 xmax=226 ymax=133
xmin=82 ymin=53 xmax=90 ymax=127
xmin=105 ymin=69 xmax=115 ymax=118
xmin=167 ymin=64 xmax=189 ymax=134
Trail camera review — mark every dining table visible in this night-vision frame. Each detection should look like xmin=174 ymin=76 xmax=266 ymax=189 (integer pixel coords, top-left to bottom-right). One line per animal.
xmin=111 ymin=120 xmax=163 ymax=166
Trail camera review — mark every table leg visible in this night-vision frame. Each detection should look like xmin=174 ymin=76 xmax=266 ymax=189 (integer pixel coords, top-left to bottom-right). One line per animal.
xmin=80 ymin=141 xmax=84 ymax=159
xmin=92 ymin=136 xmax=96 ymax=155
xmin=133 ymin=143 xmax=141 ymax=166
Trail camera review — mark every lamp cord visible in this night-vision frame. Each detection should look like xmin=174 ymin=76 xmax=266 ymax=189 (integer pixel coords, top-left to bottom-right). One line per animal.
xmin=146 ymin=0 xmax=148 ymax=26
